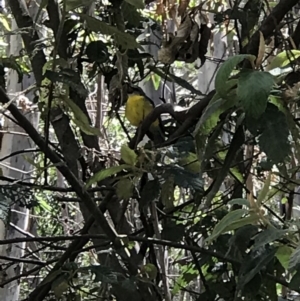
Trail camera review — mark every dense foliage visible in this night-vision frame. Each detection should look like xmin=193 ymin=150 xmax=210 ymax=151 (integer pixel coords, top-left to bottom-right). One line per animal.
xmin=1 ymin=0 xmax=300 ymax=300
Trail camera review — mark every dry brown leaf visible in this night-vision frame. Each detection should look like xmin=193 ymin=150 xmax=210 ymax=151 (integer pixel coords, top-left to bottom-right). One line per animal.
xmin=255 ymin=31 xmax=265 ymax=68
xmin=169 ymin=4 xmax=177 ymax=21
xmin=158 ymin=47 xmax=175 ymax=64
xmin=176 ymin=14 xmax=192 ymax=39
xmin=156 ymin=1 xmax=166 ymax=17
xmin=178 ymin=0 xmax=190 ymax=18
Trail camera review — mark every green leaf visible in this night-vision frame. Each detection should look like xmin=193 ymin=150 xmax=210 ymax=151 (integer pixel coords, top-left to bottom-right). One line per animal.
xmin=0 ymin=14 xmax=11 ymax=31
xmin=215 ymin=54 xmax=255 ymax=98
xmin=45 ymin=69 xmax=88 ymax=98
xmin=162 ymin=166 xmax=203 ymax=191
xmin=79 ymin=14 xmax=139 ymax=49
xmin=120 ymin=277 xmax=136 ymax=292
xmin=257 ymin=172 xmax=271 ymax=204
xmin=258 ymin=104 xmax=290 ymax=164
xmin=238 ymin=247 xmax=277 ymax=291
xmin=151 ymin=73 xmax=161 ymax=90
xmin=51 ymin=274 xmax=70 ymax=298
xmin=228 ymin=198 xmax=250 ymax=207
xmin=35 ymin=195 xmax=52 ymax=212
xmin=120 ymin=144 xmax=137 ymax=166
xmin=116 ymin=178 xmax=134 ymax=200
xmin=64 ymin=0 xmax=94 ymax=10
xmin=238 ymin=70 xmax=274 ymax=118
xmin=229 ymin=225 xmax=258 ymax=254
xmin=0 ymin=57 xmax=23 ymax=83
xmin=140 ymin=263 xmax=158 ymax=280
xmin=178 ymin=152 xmax=200 ymax=174
xmin=194 ymin=93 xmax=237 ymax=136
xmin=122 ymin=2 xmax=143 ymax=27
xmin=289 ymin=270 xmax=300 ymax=290
xmin=223 ymin=213 xmax=259 ymax=233
xmin=124 ymin=0 xmax=144 ymax=9
xmin=268 ymin=50 xmax=300 ymax=70
xmin=64 ymin=98 xmax=102 ymax=136
xmin=161 ymin=221 xmax=185 ymax=242
xmin=276 ymin=245 xmax=293 ymax=270
xmin=289 ymin=245 xmax=300 ymax=271
xmin=140 ymin=178 xmax=160 ymax=208
xmin=254 ymin=227 xmax=287 ymax=249
xmin=86 ymin=41 xmax=109 ymax=64
xmin=206 ymin=209 xmax=247 ymax=243
xmin=87 ymin=265 xmax=119 ymax=283
xmin=172 ymin=264 xmax=198 ymax=295
xmin=86 ymin=165 xmax=132 ymax=188
xmin=230 ymin=167 xmax=243 ymax=183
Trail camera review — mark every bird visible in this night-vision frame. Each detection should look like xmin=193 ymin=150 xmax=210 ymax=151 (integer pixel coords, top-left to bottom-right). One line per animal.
xmin=124 ymin=85 xmax=165 ymax=145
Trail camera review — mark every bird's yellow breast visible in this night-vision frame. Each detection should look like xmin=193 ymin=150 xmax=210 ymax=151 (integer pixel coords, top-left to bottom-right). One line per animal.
xmin=125 ymin=94 xmax=159 ymax=127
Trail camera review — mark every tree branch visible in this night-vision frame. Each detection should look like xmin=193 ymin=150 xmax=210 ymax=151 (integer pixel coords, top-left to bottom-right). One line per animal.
xmin=246 ymin=0 xmax=300 ymax=57
xmin=0 ymin=87 xmax=123 ymax=261
xmin=0 ymin=233 xmax=294 ymax=293
xmin=129 ymin=91 xmax=214 ymax=149
xmin=7 ymin=0 xmax=46 ymax=85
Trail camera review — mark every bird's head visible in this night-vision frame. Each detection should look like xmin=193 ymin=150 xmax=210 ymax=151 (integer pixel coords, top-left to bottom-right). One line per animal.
xmin=126 ymin=83 xmax=145 ymax=97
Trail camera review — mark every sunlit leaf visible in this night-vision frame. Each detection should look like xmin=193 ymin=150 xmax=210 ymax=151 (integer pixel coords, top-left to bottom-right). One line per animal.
xmin=0 ymin=14 xmax=11 ymax=31
xmin=86 ymin=165 xmax=132 ymax=188
xmin=64 ymin=98 xmax=103 ymax=136
xmin=230 ymin=167 xmax=243 ymax=183
xmin=257 ymin=172 xmax=271 ymax=204
xmin=207 ymin=209 xmax=247 ymax=243
xmin=289 ymin=244 xmax=300 ymax=271
xmin=121 ymin=144 xmax=137 ymax=166
xmin=268 ymin=50 xmax=300 ymax=70
xmin=151 ymin=73 xmax=161 ymax=90
xmin=35 ymin=195 xmax=52 ymax=212
xmin=276 ymin=245 xmax=293 ymax=270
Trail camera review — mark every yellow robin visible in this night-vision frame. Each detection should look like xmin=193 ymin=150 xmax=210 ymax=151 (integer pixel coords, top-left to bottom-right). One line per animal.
xmin=125 ymin=85 xmax=165 ymax=144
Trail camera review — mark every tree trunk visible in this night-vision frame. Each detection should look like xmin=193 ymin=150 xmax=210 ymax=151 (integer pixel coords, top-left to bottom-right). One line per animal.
xmin=0 ymin=9 xmax=40 ymax=300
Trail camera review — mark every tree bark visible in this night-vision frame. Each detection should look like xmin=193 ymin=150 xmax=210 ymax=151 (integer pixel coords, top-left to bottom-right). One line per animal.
xmin=0 ymin=13 xmax=40 ymax=301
